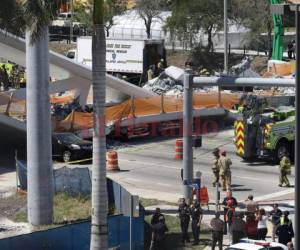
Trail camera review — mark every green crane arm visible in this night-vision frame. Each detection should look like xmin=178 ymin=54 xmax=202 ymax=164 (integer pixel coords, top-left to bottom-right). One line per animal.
xmin=270 ymin=0 xmax=284 ymax=60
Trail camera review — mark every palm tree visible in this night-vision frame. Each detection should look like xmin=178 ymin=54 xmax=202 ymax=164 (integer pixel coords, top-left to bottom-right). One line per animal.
xmin=90 ymin=0 xmax=108 ymax=249
xmin=24 ymin=0 xmax=54 ymax=225
xmin=0 ymin=0 xmax=64 ymax=226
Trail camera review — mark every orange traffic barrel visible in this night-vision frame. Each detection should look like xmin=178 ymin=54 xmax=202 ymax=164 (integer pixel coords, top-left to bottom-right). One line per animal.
xmin=175 ymin=139 xmax=183 ymax=160
xmin=106 ymin=151 xmax=120 ymax=171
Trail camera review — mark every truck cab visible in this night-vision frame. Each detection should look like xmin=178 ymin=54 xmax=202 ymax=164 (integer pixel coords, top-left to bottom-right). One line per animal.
xmin=234 ymin=95 xmax=295 ymax=162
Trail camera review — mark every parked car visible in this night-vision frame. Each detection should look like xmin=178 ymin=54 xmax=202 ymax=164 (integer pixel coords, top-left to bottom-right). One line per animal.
xmin=225 ymin=240 xmax=288 ymax=250
xmin=52 ymin=133 xmax=92 ymax=163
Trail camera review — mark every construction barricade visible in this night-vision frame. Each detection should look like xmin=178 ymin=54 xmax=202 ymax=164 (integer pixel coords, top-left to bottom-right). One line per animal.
xmin=106 ymin=151 xmax=120 ymax=171
xmin=175 ymin=139 xmax=183 ymax=160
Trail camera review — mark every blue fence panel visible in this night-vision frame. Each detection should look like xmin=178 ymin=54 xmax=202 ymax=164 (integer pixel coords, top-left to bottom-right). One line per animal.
xmin=0 ymin=213 xmax=144 ymax=250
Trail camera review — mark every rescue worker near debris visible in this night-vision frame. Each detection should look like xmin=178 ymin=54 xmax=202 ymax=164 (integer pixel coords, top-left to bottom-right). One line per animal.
xmin=219 ymin=150 xmax=232 ymax=191
xmin=190 ymin=200 xmax=203 ymax=245
xmin=178 ymin=198 xmax=190 ymax=244
xmin=210 ymin=212 xmax=224 ymax=250
xmin=0 ymin=64 xmax=9 ymax=90
xmin=147 ymin=65 xmax=155 ymax=81
xmin=212 ymin=148 xmax=220 ymax=187
xmin=279 ymin=151 xmax=291 ymax=187
xmin=157 ymin=58 xmax=165 ymax=75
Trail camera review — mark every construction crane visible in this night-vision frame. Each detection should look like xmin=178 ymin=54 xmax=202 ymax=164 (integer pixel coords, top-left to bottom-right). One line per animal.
xmin=271 ymin=0 xmax=284 ymax=60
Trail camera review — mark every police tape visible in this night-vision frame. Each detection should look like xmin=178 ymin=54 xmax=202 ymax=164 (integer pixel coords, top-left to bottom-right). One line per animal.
xmin=66 ymin=158 xmax=93 ymax=164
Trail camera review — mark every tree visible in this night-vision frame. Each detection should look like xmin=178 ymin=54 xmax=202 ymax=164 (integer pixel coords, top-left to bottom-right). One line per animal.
xmin=0 ymin=0 xmax=64 ymax=226
xmin=23 ymin=0 xmax=53 ymax=225
xmin=74 ymin=0 xmax=126 ymax=37
xmin=166 ymin=0 xmax=223 ymax=52
xmin=136 ymin=0 xmax=165 ymax=39
xmin=90 ymin=0 xmax=108 ymax=248
xmin=104 ymin=0 xmax=127 ymax=37
xmin=231 ymin=0 xmax=273 ymax=57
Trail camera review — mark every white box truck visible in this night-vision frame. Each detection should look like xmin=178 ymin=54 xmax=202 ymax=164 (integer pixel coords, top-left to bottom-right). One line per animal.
xmin=72 ymin=37 xmax=166 ymax=84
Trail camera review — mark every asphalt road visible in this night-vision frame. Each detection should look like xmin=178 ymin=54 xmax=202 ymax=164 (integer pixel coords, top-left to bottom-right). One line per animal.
xmin=105 ymin=129 xmax=295 ymax=204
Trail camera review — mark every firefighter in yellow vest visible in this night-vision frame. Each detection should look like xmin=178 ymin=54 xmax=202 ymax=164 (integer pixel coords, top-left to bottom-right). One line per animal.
xmin=219 ymin=150 xmax=232 ymax=191
xmin=212 ymin=148 xmax=220 ymax=187
xmin=279 ymin=152 xmax=291 ymax=187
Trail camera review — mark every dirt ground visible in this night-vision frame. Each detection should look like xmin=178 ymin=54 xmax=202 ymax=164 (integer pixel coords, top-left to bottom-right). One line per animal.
xmin=0 ymin=193 xmax=26 ymax=219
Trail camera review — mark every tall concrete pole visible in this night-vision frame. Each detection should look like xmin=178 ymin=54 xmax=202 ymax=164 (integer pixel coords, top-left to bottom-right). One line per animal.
xmin=183 ymin=69 xmax=193 ymax=201
xmin=295 ymin=5 xmax=300 ymax=249
xmin=26 ymin=28 xmax=53 ymax=225
xmin=224 ymin=0 xmax=228 ymax=74
xmin=70 ymin=0 xmax=74 ymax=43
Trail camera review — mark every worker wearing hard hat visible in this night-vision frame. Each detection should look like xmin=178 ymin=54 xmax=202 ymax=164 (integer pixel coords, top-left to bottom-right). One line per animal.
xmin=212 ymin=148 xmax=220 ymax=187
xmin=157 ymin=59 xmax=165 ymax=75
xmin=219 ymin=150 xmax=232 ymax=191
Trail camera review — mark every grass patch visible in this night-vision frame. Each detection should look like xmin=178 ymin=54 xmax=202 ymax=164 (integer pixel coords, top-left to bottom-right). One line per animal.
xmin=144 ymin=214 xmax=211 ymax=250
xmin=2 ymin=192 xmax=91 ymax=224
xmin=140 ymin=198 xmax=177 ymax=207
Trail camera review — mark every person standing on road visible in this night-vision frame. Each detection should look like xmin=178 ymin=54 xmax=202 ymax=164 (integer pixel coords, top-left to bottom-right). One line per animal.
xmin=256 ymin=208 xmax=268 ymax=240
xmin=210 ymin=212 xmax=224 ymax=250
xmin=150 ymin=216 xmax=168 ymax=250
xmin=190 ymin=200 xmax=203 ymax=245
xmin=222 ymin=191 xmax=238 ymax=235
xmin=225 ymin=200 xmax=236 ymax=244
xmin=245 ymin=213 xmax=258 ymax=239
xmin=276 ymin=211 xmax=294 ymax=246
xmin=231 ymin=212 xmax=246 ymax=244
xmin=212 ymin=148 xmax=220 ymax=187
xmin=244 ymin=194 xmax=258 ymax=216
xmin=178 ymin=198 xmax=191 ymax=244
xmin=279 ymin=152 xmax=292 ymax=187
xmin=269 ymin=203 xmax=282 ymax=242
xmin=219 ymin=150 xmax=232 ymax=191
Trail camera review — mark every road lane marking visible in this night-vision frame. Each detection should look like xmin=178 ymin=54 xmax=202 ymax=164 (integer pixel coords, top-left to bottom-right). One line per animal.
xmin=119 ymin=158 xmax=278 ymax=183
xmin=255 ymin=189 xmax=294 ymax=202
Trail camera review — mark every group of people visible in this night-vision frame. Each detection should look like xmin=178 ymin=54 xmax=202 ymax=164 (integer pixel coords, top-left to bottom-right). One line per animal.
xmin=212 ymin=147 xmax=292 ymax=190
xmin=149 ymin=191 xmax=294 ymax=250
xmin=210 ymin=191 xmax=294 ymax=250
xmin=212 ymin=148 xmax=232 ymax=191
xmin=149 ymin=198 xmax=203 ymax=249
xmin=0 ymin=63 xmax=25 ymax=91
xmin=147 ymin=59 xmax=165 ymax=81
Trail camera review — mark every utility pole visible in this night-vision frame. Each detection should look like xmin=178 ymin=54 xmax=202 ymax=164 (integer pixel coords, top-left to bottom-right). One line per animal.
xmin=295 ymin=5 xmax=300 ymax=249
xmin=224 ymin=0 xmax=228 ymax=73
xmin=70 ymin=0 xmax=73 ymax=43
xmin=183 ymin=69 xmax=193 ymax=200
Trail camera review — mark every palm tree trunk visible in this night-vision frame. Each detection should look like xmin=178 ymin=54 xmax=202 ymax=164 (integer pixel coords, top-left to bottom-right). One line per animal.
xmin=90 ymin=0 xmax=108 ymax=249
xmin=26 ymin=28 xmax=53 ymax=225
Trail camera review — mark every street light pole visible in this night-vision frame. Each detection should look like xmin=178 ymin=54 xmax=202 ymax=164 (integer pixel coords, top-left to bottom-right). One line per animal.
xmin=183 ymin=69 xmax=193 ymax=201
xmin=295 ymin=5 xmax=300 ymax=249
xmin=70 ymin=0 xmax=73 ymax=43
xmin=224 ymin=0 xmax=228 ymax=74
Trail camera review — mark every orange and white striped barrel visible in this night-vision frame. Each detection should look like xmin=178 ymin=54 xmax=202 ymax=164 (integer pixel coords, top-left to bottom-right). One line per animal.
xmin=175 ymin=139 xmax=183 ymax=160
xmin=106 ymin=151 xmax=120 ymax=171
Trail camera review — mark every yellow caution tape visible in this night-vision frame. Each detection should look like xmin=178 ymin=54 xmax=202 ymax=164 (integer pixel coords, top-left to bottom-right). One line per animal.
xmin=67 ymin=158 xmax=93 ymax=164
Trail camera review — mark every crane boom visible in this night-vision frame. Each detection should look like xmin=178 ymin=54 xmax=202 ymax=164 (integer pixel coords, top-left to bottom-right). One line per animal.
xmin=271 ymin=0 xmax=284 ymax=60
